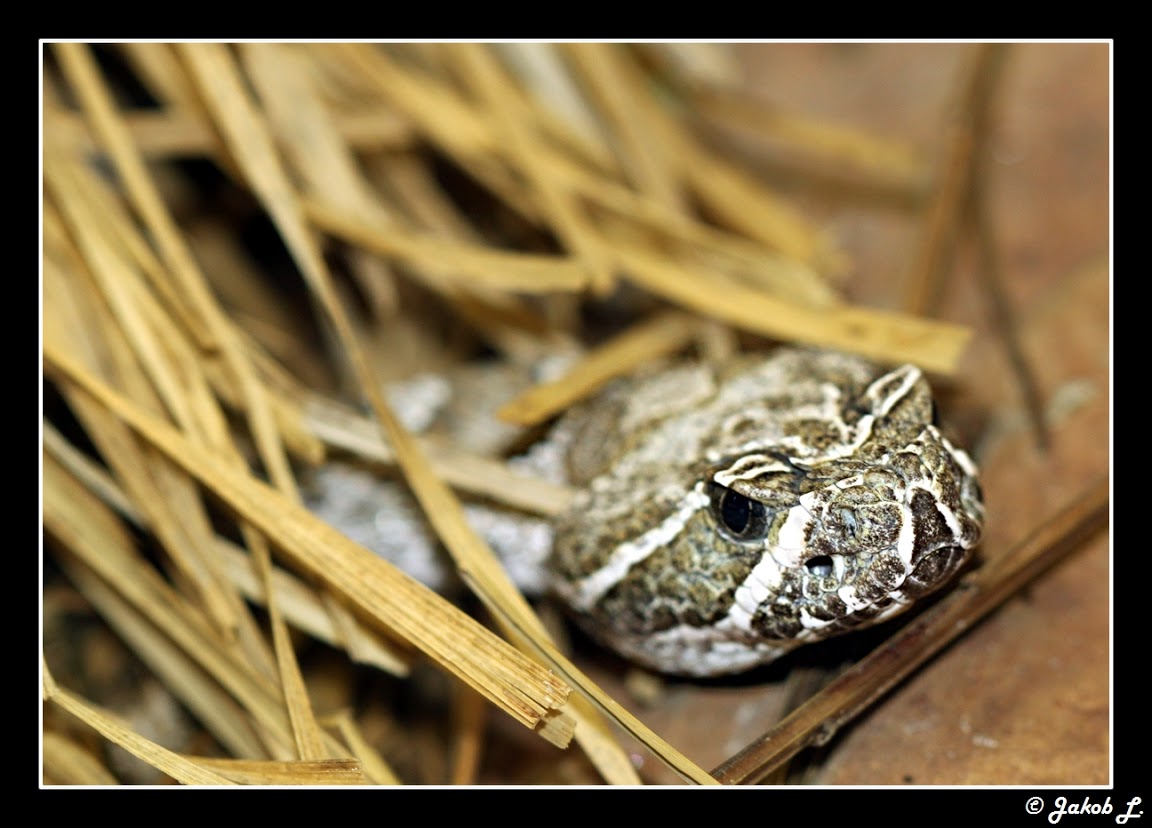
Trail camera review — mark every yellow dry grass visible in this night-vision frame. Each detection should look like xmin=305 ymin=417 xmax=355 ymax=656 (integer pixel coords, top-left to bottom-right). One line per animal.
xmin=41 ymin=42 xmax=975 ymax=786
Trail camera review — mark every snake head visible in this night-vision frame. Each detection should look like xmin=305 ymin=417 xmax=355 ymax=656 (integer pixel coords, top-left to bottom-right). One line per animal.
xmin=550 ymin=351 xmax=984 ymax=677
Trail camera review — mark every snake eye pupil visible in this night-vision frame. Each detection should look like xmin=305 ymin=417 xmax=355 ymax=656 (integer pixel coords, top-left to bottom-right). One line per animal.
xmin=709 ymin=482 xmax=769 ymax=541
xmin=721 ymin=490 xmax=751 ymax=533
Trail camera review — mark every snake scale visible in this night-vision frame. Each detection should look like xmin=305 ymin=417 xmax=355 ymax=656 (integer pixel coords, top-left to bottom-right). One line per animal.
xmin=307 ymin=348 xmax=985 ymax=677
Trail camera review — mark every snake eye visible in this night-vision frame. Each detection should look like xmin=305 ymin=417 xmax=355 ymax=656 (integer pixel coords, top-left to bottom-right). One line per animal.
xmin=708 ymin=482 xmax=769 ymax=542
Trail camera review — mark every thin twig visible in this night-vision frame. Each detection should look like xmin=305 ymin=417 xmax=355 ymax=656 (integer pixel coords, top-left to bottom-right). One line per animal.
xmin=961 ymin=49 xmax=1051 ymax=451
xmin=903 ymin=43 xmax=1011 ymax=316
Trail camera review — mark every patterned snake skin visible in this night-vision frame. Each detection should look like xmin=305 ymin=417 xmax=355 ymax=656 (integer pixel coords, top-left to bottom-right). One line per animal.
xmin=308 ymin=348 xmax=985 ymax=677
xmin=547 ymin=348 xmax=984 ymax=676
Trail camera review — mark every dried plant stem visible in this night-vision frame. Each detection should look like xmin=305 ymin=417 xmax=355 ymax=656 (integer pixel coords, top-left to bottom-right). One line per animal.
xmin=46 ymin=415 xmax=414 ymax=678
xmin=301 ymin=396 xmax=576 ymax=517
xmin=615 ymin=242 xmax=973 ymax=373
xmin=712 ymin=475 xmax=1109 ymax=784
xmin=691 ymin=85 xmax=927 ymax=186
xmin=498 ymin=310 xmax=699 ymax=426
xmin=449 ymin=684 xmax=489 ymax=785
xmin=44 ymin=345 xmax=576 ymax=744
xmin=302 ymin=196 xmax=589 ymax=293
xmin=43 ymin=661 xmax=236 ymax=786
xmin=171 ymin=44 xmax=657 ymax=781
xmin=903 ymin=43 xmax=1011 ymax=316
xmin=42 ymin=732 xmax=119 ymax=786
xmin=52 ymin=44 xmax=297 ymax=494
xmin=45 ymin=108 xmax=413 ymax=160
xmin=320 ymin=710 xmax=403 ymax=785
xmin=961 ymin=61 xmax=1050 ymax=452
xmin=562 ymin=43 xmax=687 ymax=211
xmin=183 ymin=757 xmax=367 ymax=785
xmin=453 ymin=44 xmax=613 ymax=293
xmin=51 ymin=45 xmax=352 ymax=756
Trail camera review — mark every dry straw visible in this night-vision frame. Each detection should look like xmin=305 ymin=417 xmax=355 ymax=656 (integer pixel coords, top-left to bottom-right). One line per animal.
xmin=43 ymin=43 xmax=995 ymax=785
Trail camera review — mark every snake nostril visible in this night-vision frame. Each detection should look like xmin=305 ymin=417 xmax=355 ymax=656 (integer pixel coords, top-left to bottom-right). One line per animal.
xmin=804 ymin=555 xmax=834 ymax=577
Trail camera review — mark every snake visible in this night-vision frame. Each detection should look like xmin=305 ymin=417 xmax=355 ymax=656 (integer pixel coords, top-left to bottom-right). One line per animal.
xmin=307 ymin=348 xmax=985 ymax=678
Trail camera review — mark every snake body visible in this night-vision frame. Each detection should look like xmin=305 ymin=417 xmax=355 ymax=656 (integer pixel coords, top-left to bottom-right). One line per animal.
xmin=308 ymin=348 xmax=984 ymax=677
